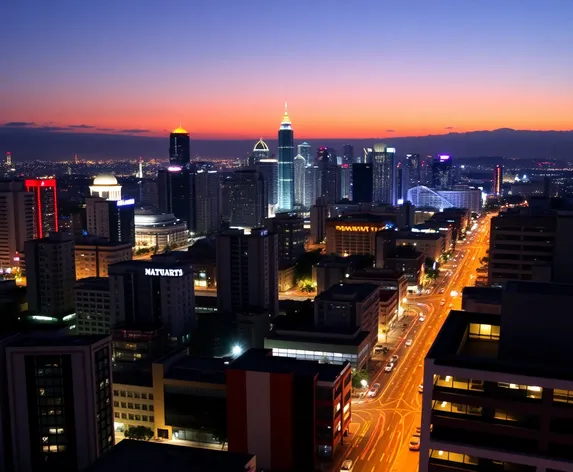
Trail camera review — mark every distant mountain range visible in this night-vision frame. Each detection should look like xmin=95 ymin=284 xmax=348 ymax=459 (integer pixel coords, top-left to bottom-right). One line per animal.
xmin=0 ymin=126 xmax=572 ymax=161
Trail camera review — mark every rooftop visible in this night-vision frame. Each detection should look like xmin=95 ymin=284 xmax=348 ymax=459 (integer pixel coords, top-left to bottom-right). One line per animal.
xmin=394 ymin=230 xmax=443 ymax=241
xmin=8 ymin=334 xmax=110 ymax=348
xmin=171 ymin=126 xmax=189 ymax=135
xmin=316 ymin=283 xmax=379 ymax=302
xmin=268 ymin=327 xmax=370 ymax=347
xmin=327 ymin=213 xmax=397 ymax=224
xmin=164 ymin=356 xmax=229 ymax=384
xmin=84 ymin=440 xmax=254 ymax=472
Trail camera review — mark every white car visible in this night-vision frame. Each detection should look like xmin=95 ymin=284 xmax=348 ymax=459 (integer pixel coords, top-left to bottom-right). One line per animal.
xmin=405 ymin=339 xmax=413 ymax=347
xmin=418 ymin=384 xmax=424 ymax=393
xmin=384 ymin=362 xmax=394 ymax=373
xmin=418 ymin=316 xmax=425 ymax=322
xmin=341 ymin=459 xmax=354 ymax=472
xmin=368 ymin=383 xmax=380 ymax=397
xmin=409 ymin=437 xmax=420 ymax=451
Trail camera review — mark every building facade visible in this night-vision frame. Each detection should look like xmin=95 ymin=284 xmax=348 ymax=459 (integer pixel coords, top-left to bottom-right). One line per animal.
xmin=221 ymin=170 xmax=266 ymax=229
xmin=75 ymin=277 xmax=111 ymax=335
xmin=169 ymin=126 xmax=191 ymax=167
xmin=372 ymin=143 xmax=395 ymax=204
xmin=277 ymin=106 xmax=294 ymax=211
xmin=25 ymin=178 xmax=58 ymax=239
xmin=75 ymin=239 xmax=132 ymax=279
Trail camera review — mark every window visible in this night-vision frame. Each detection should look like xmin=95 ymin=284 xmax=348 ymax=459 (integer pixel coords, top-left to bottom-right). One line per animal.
xmin=494 ymin=409 xmax=519 ymax=422
xmin=434 ymin=375 xmax=484 ymax=391
xmin=498 ymin=383 xmax=542 ymax=399
xmin=554 ymin=389 xmax=573 ymax=404
xmin=432 ymin=401 xmax=482 ymax=416
xmin=469 ymin=323 xmax=500 ymax=340
xmin=430 ymin=450 xmax=478 ymax=465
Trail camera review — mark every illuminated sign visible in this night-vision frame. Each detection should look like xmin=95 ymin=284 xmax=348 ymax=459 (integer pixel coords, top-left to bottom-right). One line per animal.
xmin=117 ymin=198 xmax=135 ymax=207
xmin=439 ymin=155 xmax=451 ymax=161
xmin=386 ymin=147 xmax=396 ymax=153
xmin=145 ymin=268 xmax=184 ymax=277
xmin=167 ymin=166 xmax=182 ymax=172
xmin=335 ymin=225 xmax=387 ymax=233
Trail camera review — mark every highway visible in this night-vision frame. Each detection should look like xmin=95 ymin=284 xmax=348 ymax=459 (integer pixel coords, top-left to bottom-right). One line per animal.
xmin=335 ymin=214 xmax=493 ymax=472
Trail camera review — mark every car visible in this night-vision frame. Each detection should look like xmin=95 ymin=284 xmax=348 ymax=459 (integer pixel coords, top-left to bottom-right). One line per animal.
xmin=384 ymin=362 xmax=394 ymax=373
xmin=391 ymin=354 xmax=399 ymax=364
xmin=440 ymin=299 xmax=446 ymax=306
xmin=341 ymin=459 xmax=354 ymax=472
xmin=368 ymin=383 xmax=381 ymax=397
xmin=439 ymin=288 xmax=445 ymax=294
xmin=418 ymin=316 xmax=425 ymax=322
xmin=418 ymin=384 xmax=424 ymax=393
xmin=409 ymin=437 xmax=420 ymax=451
xmin=448 ymin=303 xmax=453 ymax=309
xmin=405 ymin=339 xmax=413 ymax=347
xmin=415 ymin=426 xmax=421 ymax=434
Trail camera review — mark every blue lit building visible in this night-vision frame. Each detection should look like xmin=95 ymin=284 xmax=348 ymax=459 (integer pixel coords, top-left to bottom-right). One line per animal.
xmin=277 ymin=105 xmax=294 ymax=211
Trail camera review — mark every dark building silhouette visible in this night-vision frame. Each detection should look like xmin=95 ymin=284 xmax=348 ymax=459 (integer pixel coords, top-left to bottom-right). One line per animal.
xmin=432 ymin=154 xmax=454 ymax=189
xmin=169 ymin=126 xmax=191 ymax=167
xmin=352 ymin=163 xmax=373 ymax=203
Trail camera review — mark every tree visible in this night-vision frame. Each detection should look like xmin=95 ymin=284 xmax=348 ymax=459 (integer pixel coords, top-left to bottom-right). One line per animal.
xmin=298 ymin=279 xmax=316 ymax=293
xmin=352 ymin=368 xmax=369 ymax=389
xmin=124 ymin=426 xmax=154 ymax=441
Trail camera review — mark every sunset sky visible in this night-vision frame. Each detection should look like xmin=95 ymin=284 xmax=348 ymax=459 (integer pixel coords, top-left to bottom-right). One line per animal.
xmin=1 ymin=0 xmax=572 ymax=140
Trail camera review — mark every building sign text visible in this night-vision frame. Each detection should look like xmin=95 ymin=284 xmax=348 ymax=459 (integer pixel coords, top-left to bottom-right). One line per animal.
xmin=145 ymin=268 xmax=184 ymax=277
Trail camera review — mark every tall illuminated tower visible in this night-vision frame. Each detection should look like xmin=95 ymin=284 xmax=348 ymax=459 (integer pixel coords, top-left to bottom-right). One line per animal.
xmin=372 ymin=143 xmax=396 ymax=204
xmin=277 ymin=104 xmax=294 ymax=211
xmin=169 ymin=126 xmax=191 ymax=167
xmin=493 ymin=164 xmax=503 ymax=196
xmin=25 ymin=178 xmax=59 ymax=239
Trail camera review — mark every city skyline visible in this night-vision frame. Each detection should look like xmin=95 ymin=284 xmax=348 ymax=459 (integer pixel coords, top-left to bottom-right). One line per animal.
xmin=2 ymin=1 xmax=573 ymax=140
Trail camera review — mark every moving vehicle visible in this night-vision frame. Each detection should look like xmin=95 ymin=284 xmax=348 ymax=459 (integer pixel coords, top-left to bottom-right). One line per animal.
xmin=391 ymin=354 xmax=399 ymax=364
xmin=405 ymin=339 xmax=413 ymax=347
xmin=409 ymin=437 xmax=420 ymax=451
xmin=440 ymin=299 xmax=446 ymax=306
xmin=439 ymin=288 xmax=445 ymax=294
xmin=418 ymin=384 xmax=424 ymax=393
xmin=418 ymin=316 xmax=425 ymax=322
xmin=368 ymin=383 xmax=381 ymax=397
xmin=341 ymin=459 xmax=354 ymax=472
xmin=384 ymin=362 xmax=394 ymax=373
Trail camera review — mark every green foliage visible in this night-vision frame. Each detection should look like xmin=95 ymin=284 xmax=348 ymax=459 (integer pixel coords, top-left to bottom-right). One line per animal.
xmin=124 ymin=426 xmax=154 ymax=441
xmin=297 ymin=279 xmax=316 ymax=293
xmin=352 ymin=368 xmax=369 ymax=388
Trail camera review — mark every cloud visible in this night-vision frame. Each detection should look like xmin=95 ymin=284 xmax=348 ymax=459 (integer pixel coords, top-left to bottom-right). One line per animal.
xmin=386 ymin=129 xmax=395 ymax=133
xmin=68 ymin=124 xmax=94 ymax=129
xmin=2 ymin=121 xmax=35 ymax=127
xmin=444 ymin=126 xmax=454 ymax=130
xmin=119 ymin=129 xmax=149 ymax=134
xmin=96 ymin=127 xmax=115 ymax=132
xmin=39 ymin=126 xmax=70 ymax=131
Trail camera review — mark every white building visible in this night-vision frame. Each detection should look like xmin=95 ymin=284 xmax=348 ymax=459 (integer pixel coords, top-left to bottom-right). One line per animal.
xmin=407 ymin=186 xmax=482 ymax=213
xmin=89 ymin=174 xmax=122 ymax=201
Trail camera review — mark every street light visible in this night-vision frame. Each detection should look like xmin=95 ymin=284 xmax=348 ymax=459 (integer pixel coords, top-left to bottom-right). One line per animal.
xmin=232 ymin=345 xmax=242 ymax=356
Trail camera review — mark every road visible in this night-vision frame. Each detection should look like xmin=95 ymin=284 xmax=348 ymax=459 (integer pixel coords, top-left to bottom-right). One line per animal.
xmin=336 ymin=214 xmax=493 ymax=472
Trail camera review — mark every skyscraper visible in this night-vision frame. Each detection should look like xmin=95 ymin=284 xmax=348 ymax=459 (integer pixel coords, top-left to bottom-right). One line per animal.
xmin=277 ymin=104 xmax=294 ymax=211
xmin=25 ymin=178 xmax=58 ymax=239
xmin=432 ymin=154 xmax=454 ymax=189
xmin=405 ymin=153 xmax=421 ymax=190
xmin=297 ymin=142 xmax=311 ymax=162
xmin=169 ymin=126 xmax=191 ymax=167
xmin=157 ymin=167 xmax=194 ymax=232
xmin=493 ymin=164 xmax=503 ymax=196
xmin=294 ymin=153 xmax=306 ymax=207
xmin=396 ymin=162 xmax=404 ymax=203
xmin=221 ymin=170 xmax=266 ymax=229
xmin=194 ymin=169 xmax=221 ymax=234
xmin=216 ymin=228 xmax=278 ymax=315
xmin=251 ymin=138 xmax=270 ymax=165
xmin=340 ymin=163 xmax=352 ymax=200
xmin=254 ymin=158 xmax=279 ymax=217
xmin=362 ymin=147 xmax=373 ymax=164
xmin=372 ymin=143 xmax=396 ymax=204
xmin=304 ymin=165 xmax=322 ymax=208
xmin=316 ymin=146 xmax=329 ymax=164
xmin=86 ymin=197 xmax=135 ymax=245
xmin=343 ymin=144 xmax=354 ymax=164
xmin=352 ymin=164 xmax=373 ymax=203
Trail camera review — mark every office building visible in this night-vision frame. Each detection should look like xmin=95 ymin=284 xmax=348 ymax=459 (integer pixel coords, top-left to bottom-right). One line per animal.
xmin=251 ymin=138 xmax=270 ymax=164
xmin=194 ymin=169 xmax=220 ymax=235
xmin=133 ymin=210 xmax=188 ymax=250
xmin=293 ymin=153 xmax=306 ymax=207
xmin=0 ymin=280 xmax=27 ymax=329
xmin=221 ymin=170 xmax=266 ymax=229
xmin=157 ymin=167 xmax=194 ymax=232
xmin=493 ymin=164 xmax=503 ymax=196
xmin=310 ymin=198 xmax=328 ymax=244
xmin=254 ymin=159 xmax=278 ymax=217
xmin=109 ymin=259 xmax=195 ymax=341
xmin=89 ymin=174 xmax=122 ymax=201
xmin=396 ymin=161 xmax=405 ymax=202
xmin=111 ymin=323 xmax=166 ymax=363
xmin=362 ymin=147 xmax=373 ymax=164
xmin=319 ymin=160 xmax=341 ymax=204
xmin=352 ymin=163 xmax=373 ymax=203
xmin=227 ymin=349 xmax=352 ymax=469
xmin=421 ymin=281 xmax=573 ymax=472
xmin=304 ymin=165 xmax=321 ymax=207
xmin=393 ymin=231 xmax=445 ymax=262
xmin=0 ymin=181 xmax=34 ymax=271
xmin=75 ymin=277 xmax=111 ymax=334
xmin=372 ymin=143 xmax=395 ymax=204
xmin=488 ymin=211 xmax=573 ymax=286
xmin=5 ymin=334 xmax=113 ymax=472
xmin=216 ymin=228 xmax=278 ymax=315
xmin=340 ymin=163 xmax=352 ymax=200
xmin=314 ymin=283 xmax=381 ymax=349
xmin=347 ymin=268 xmax=409 ymax=310
xmin=25 ymin=232 xmax=76 ymax=320
xmin=297 ymin=142 xmax=312 ymax=162
xmin=169 ymin=126 xmax=190 ymax=167
xmin=277 ymin=105 xmax=294 ymax=211
xmin=25 ymin=178 xmax=59 ymax=238
xmin=384 ymin=245 xmax=424 ymax=289
xmin=265 ymin=213 xmax=305 ymax=268
xmin=407 ymin=186 xmax=482 ymax=213
xmin=343 ymin=144 xmax=354 ymax=164
xmin=85 ymin=440 xmax=256 ymax=472
xmin=86 ymin=196 xmax=135 ymax=245
xmin=432 ymin=154 xmax=454 ymax=189
xmin=406 ymin=153 xmax=421 ymax=190
xmin=75 ymin=238 xmax=132 ymax=279
xmin=461 ymin=286 xmax=503 ymax=314
xmin=325 ymin=214 xmax=396 ymax=256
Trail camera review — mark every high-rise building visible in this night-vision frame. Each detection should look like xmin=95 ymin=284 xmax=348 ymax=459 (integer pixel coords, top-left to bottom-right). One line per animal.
xmin=343 ymin=144 xmax=354 ymax=164
xmin=89 ymin=174 xmax=122 ymax=201
xmin=0 ymin=181 xmax=34 ymax=271
xmin=251 ymin=138 xmax=270 ymax=165
xmin=277 ymin=105 xmax=294 ymax=211
xmin=216 ymin=228 xmax=278 ymax=315
xmin=5 ymin=334 xmax=113 ymax=472
xmin=75 ymin=238 xmax=132 ymax=279
xmin=25 ymin=178 xmax=58 ymax=239
xmin=157 ymin=167 xmax=194 ymax=231
xmin=169 ymin=126 xmax=191 ymax=167
xmin=320 ymin=161 xmax=341 ymax=204
xmin=221 ymin=170 xmax=266 ymax=229
xmin=396 ymin=162 xmax=405 ymax=203
xmin=405 ymin=153 xmax=421 ymax=190
xmin=109 ymin=259 xmax=195 ymax=341
xmin=297 ymin=142 xmax=311 ymax=162
xmin=304 ymin=165 xmax=322 ymax=208
xmin=194 ymin=169 xmax=221 ymax=234
xmin=316 ymin=146 xmax=328 ymax=164
xmin=372 ymin=143 xmax=396 ymax=204
xmin=352 ymin=163 xmax=373 ymax=203
xmin=493 ymin=164 xmax=503 ymax=196
xmin=265 ymin=213 xmax=305 ymax=268
xmin=406 ymin=186 xmax=482 ymax=213
xmin=293 ymin=154 xmax=306 ymax=207
xmin=86 ymin=197 xmax=135 ymax=245
xmin=362 ymin=147 xmax=373 ymax=164
xmin=432 ymin=154 xmax=454 ymax=189
xmin=75 ymin=277 xmax=111 ymax=334
xmin=340 ymin=163 xmax=352 ymax=200
xmin=254 ymin=159 xmax=278 ymax=217
xmin=25 ymin=232 xmax=76 ymax=320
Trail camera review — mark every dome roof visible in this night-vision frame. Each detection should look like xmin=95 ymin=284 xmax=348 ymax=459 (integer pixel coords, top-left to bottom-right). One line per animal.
xmin=254 ymin=138 xmax=269 ymax=151
xmin=93 ymin=174 xmax=118 ymax=186
xmin=171 ymin=126 xmax=189 ymax=134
